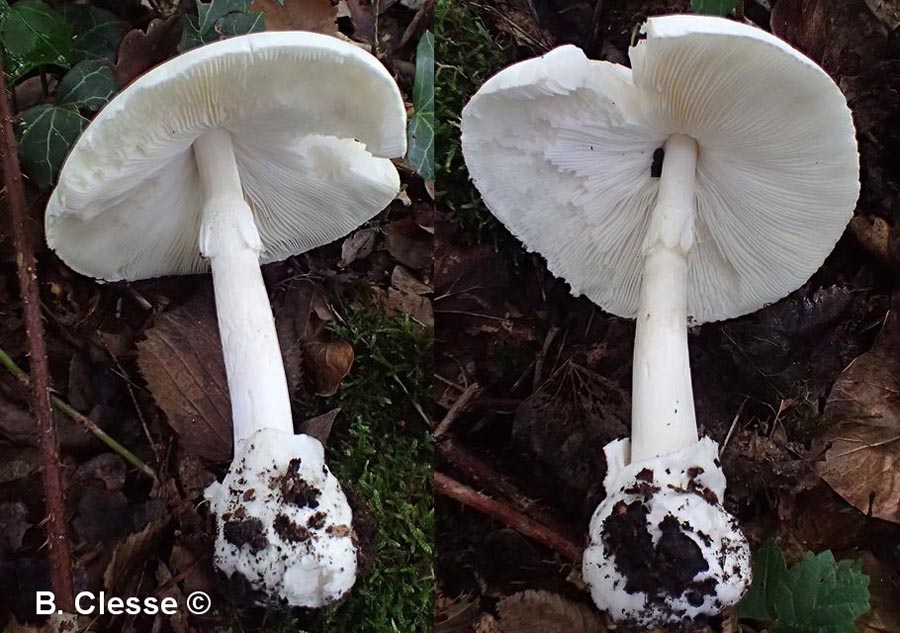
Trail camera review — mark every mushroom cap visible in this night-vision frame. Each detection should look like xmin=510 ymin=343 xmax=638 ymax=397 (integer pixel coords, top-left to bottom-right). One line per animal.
xmin=461 ymin=15 xmax=859 ymax=324
xmin=46 ymin=31 xmax=406 ymax=282
xmin=582 ymin=437 xmax=751 ymax=625
xmin=204 ymin=428 xmax=357 ymax=607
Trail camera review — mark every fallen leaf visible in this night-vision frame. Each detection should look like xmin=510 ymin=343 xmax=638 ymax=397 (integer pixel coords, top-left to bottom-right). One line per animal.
xmin=298 ymin=407 xmax=340 ymax=445
xmin=391 ymin=265 xmax=432 ymax=295
xmin=113 ymin=15 xmax=183 ymax=86
xmin=273 ymin=281 xmax=333 ymax=394
xmin=340 ymin=227 xmax=379 ymax=267
xmin=864 ymin=0 xmax=900 ymax=28
xmin=155 ymin=560 xmax=189 ymax=633
xmin=818 ymin=300 xmax=900 ymax=523
xmin=384 ymin=217 xmax=433 ymax=270
xmin=435 ymin=590 xmax=481 ymax=633
xmin=303 ymin=340 xmax=355 ymax=396
xmin=513 ymin=361 xmax=628 ymax=493
xmin=103 ymin=518 xmax=171 ymax=596
xmin=858 ymin=550 xmax=900 ymax=633
xmin=4 ymin=613 xmax=82 ymax=633
xmin=250 ymin=0 xmax=338 ymax=34
xmin=136 ymin=293 xmax=232 ymax=463
xmin=0 ymin=502 xmax=31 ymax=556
xmin=770 ymin=0 xmax=828 ymax=61
xmin=388 ymin=287 xmax=434 ymax=327
xmin=496 ymin=590 xmax=606 ymax=632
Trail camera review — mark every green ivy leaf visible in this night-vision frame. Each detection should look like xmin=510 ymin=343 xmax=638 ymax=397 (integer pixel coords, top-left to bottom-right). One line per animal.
xmin=64 ymin=5 xmax=128 ymax=64
xmin=738 ymin=541 xmax=871 ymax=633
xmin=16 ymin=103 xmax=87 ymax=189
xmin=407 ymin=30 xmax=434 ymax=182
xmin=57 ymin=60 xmax=117 ymax=111
xmin=179 ymin=0 xmax=257 ymax=52
xmin=0 ymin=0 xmax=72 ymax=82
xmin=197 ymin=0 xmax=252 ymax=34
xmin=690 ymin=0 xmax=740 ymax=15
xmin=216 ymin=11 xmax=264 ymax=37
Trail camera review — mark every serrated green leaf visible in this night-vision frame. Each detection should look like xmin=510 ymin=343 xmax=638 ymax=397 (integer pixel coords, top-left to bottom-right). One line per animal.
xmin=738 ymin=541 xmax=871 ymax=633
xmin=64 ymin=5 xmax=128 ymax=64
xmin=0 ymin=0 xmax=72 ymax=82
xmin=691 ymin=0 xmax=739 ymax=15
xmin=16 ymin=103 xmax=86 ymax=189
xmin=407 ymin=30 xmax=434 ymax=182
xmin=57 ymin=59 xmax=117 ymax=111
xmin=197 ymin=0 xmax=252 ymax=34
xmin=216 ymin=11 xmax=264 ymax=37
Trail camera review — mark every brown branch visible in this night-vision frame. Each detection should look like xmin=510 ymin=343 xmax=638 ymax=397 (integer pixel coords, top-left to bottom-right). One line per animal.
xmin=0 ymin=61 xmax=74 ymax=611
xmin=433 ymin=382 xmax=479 ymax=438
xmin=436 ymin=438 xmax=579 ymax=543
xmin=435 ymin=471 xmax=583 ymax=563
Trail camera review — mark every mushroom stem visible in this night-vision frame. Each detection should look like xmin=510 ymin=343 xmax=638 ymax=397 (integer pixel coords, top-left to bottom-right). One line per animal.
xmin=193 ymin=128 xmax=294 ymax=445
xmin=631 ymin=134 xmax=699 ymax=462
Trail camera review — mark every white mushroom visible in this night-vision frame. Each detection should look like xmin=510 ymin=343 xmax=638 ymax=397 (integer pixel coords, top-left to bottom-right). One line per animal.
xmin=461 ymin=14 xmax=858 ymax=625
xmin=46 ymin=32 xmax=407 ymax=606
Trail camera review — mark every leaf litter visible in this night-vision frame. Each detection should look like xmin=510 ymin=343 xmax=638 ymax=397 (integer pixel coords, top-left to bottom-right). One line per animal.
xmin=436 ymin=0 xmax=900 ymax=630
xmin=0 ymin=0 xmax=433 ymax=630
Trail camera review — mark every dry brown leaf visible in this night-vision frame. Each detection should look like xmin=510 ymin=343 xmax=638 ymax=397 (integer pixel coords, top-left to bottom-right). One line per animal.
xmin=340 ymin=228 xmax=379 ymax=267
xmin=818 ymin=302 xmax=900 ymax=523
xmin=496 ymin=590 xmax=606 ymax=633
xmin=514 ymin=362 xmax=628 ymax=493
xmin=113 ymin=15 xmax=183 ymax=87
xmin=388 ymin=288 xmax=434 ymax=327
xmin=103 ymin=518 xmax=171 ymax=596
xmin=858 ymin=550 xmax=900 ymax=632
xmin=391 ymin=265 xmax=432 ymax=295
xmin=770 ymin=0 xmax=828 ymax=62
xmin=299 ymin=407 xmax=340 ymax=445
xmin=4 ymin=614 xmax=82 ymax=633
xmin=384 ymin=217 xmax=434 ymax=271
xmin=251 ymin=0 xmax=339 ymax=34
xmin=435 ymin=590 xmax=481 ymax=633
xmin=303 ymin=340 xmax=355 ymax=396
xmin=865 ymin=0 xmax=900 ymax=28
xmin=136 ymin=294 xmax=232 ymax=463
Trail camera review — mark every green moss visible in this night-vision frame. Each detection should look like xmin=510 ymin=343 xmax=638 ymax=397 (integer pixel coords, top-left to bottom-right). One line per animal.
xmin=436 ymin=0 xmax=524 ymax=263
xmin=301 ymin=306 xmax=434 ymax=633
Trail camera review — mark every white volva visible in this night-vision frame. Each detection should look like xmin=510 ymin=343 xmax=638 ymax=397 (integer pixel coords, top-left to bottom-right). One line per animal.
xmin=46 ymin=32 xmax=407 ymax=607
xmin=462 ymin=14 xmax=859 ymax=626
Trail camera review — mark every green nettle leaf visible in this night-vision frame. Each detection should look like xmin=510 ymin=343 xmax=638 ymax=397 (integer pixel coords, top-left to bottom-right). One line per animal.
xmin=407 ymin=30 xmax=434 ymax=182
xmin=691 ymin=0 xmax=739 ymax=15
xmin=16 ymin=103 xmax=87 ymax=189
xmin=738 ymin=541 xmax=871 ymax=633
xmin=57 ymin=60 xmax=117 ymax=111
xmin=64 ymin=5 xmax=128 ymax=64
xmin=0 ymin=0 xmax=72 ymax=82
xmin=216 ymin=11 xmax=265 ymax=37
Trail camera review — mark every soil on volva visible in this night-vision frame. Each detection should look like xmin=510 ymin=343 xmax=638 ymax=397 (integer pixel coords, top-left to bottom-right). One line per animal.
xmin=0 ymin=2 xmax=434 ymax=633
xmin=435 ymin=0 xmax=900 ymax=630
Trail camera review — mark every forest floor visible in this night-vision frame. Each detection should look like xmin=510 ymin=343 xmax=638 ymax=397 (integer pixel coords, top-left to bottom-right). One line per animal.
xmin=434 ymin=0 xmax=900 ymax=631
xmin=0 ymin=1 xmax=434 ymax=632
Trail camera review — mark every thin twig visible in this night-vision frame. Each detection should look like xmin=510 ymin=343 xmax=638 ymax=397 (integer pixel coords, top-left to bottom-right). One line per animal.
xmin=0 ymin=58 xmax=74 ymax=611
xmin=434 ymin=382 xmax=479 ymax=438
xmin=435 ymin=472 xmax=583 ymax=563
xmin=0 ymin=347 xmax=156 ymax=480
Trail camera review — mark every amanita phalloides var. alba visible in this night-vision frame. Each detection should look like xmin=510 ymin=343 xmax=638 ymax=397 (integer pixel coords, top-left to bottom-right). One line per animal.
xmin=461 ymin=15 xmax=858 ymax=626
xmin=46 ymin=32 xmax=407 ymax=607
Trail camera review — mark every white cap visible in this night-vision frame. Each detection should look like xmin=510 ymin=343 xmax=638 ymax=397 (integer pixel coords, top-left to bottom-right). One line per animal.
xmin=583 ymin=437 xmax=751 ymax=626
xmin=461 ymin=15 xmax=859 ymax=324
xmin=204 ymin=428 xmax=357 ymax=607
xmin=46 ymin=31 xmax=406 ymax=282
